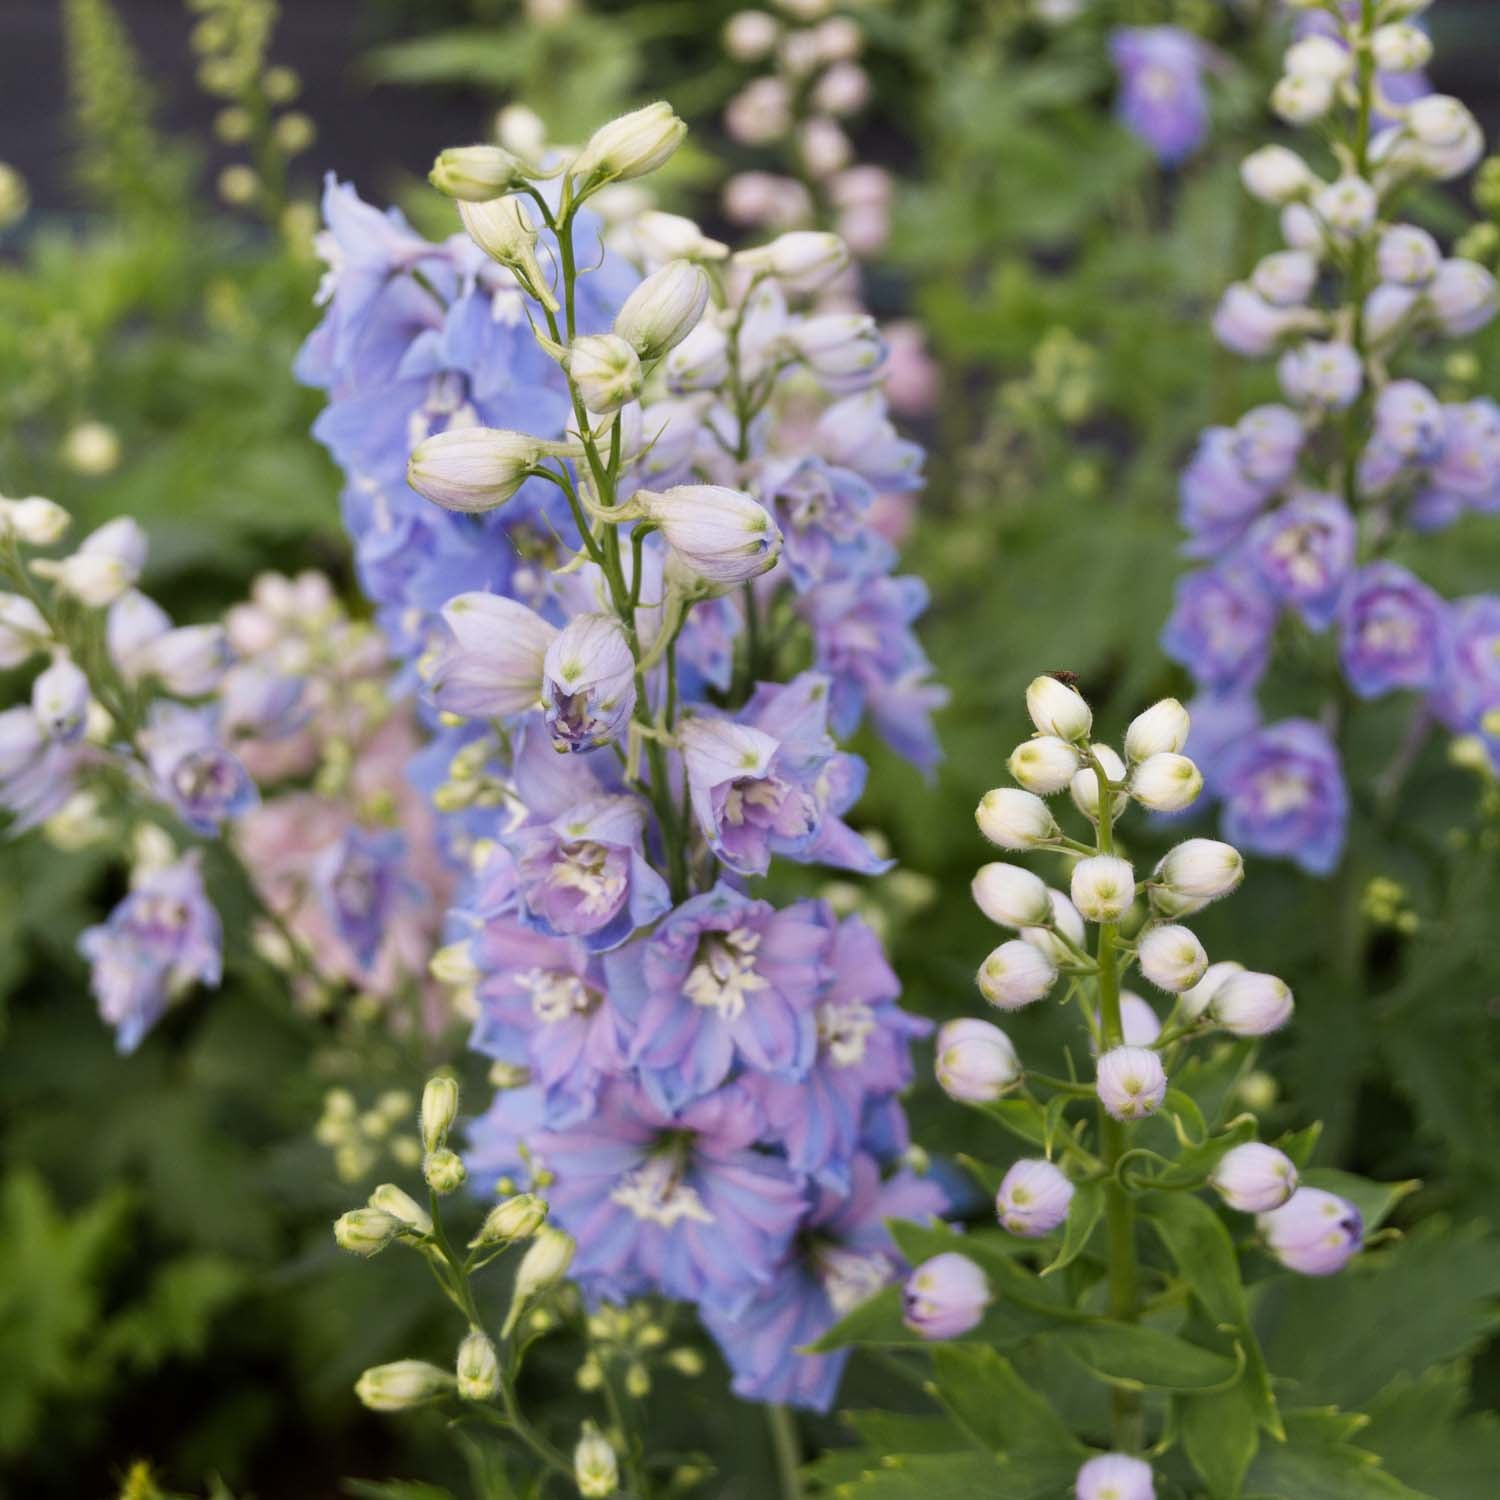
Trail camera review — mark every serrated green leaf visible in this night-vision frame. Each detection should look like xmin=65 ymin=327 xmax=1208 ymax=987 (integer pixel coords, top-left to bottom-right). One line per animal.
xmin=1360 ymin=1365 xmax=1500 ymax=1500
xmin=1049 ymin=1321 xmax=1241 ymax=1391
xmin=1244 ymin=1409 xmax=1434 ymax=1500
xmin=930 ymin=1345 xmax=1086 ymax=1458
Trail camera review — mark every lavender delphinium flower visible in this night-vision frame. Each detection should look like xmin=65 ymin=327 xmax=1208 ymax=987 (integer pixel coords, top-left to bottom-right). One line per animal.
xmin=79 ymin=853 xmax=223 ymax=1053
xmin=1110 ymin=27 xmax=1210 ymax=168
xmin=1161 ymin=566 xmax=1275 ymax=693
xmin=139 ymin=704 xmax=258 ymax=835
xmin=1337 ymin=562 xmax=1449 ymax=699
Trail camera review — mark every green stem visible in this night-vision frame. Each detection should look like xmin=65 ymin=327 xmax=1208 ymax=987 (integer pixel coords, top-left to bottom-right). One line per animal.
xmin=767 ymin=1403 xmax=804 ymax=1500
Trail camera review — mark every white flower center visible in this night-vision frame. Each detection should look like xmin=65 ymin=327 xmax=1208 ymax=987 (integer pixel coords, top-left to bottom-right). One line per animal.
xmin=549 ymin=840 xmax=626 ymax=918
xmin=683 ymin=927 xmax=768 ymax=1021
xmin=519 ymin=968 xmax=597 ymax=1025
xmin=817 ymin=998 xmax=876 ymax=1067
xmin=610 ymin=1154 xmax=716 ymax=1228
xmin=817 ymin=1246 xmax=892 ymax=1316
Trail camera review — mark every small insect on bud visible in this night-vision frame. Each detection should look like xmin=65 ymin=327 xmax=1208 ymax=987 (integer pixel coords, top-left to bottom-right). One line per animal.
xmin=333 ymin=1207 xmax=404 ymax=1257
xmin=1025 ymin=674 xmax=1092 ymax=743
xmin=935 ymin=1018 xmax=1021 ymax=1103
xmin=571 ymin=101 xmax=687 ymax=184
xmin=902 ymin=1252 xmax=991 ymax=1339
xmin=995 ymin=1158 xmax=1074 ymax=1239
xmin=1075 ymin=1453 xmax=1156 ymax=1500
xmin=1136 ymin=924 xmax=1208 ymax=993
xmin=1008 ymin=735 xmax=1081 ymax=795
xmin=1151 ymin=839 xmax=1244 ymax=916
xmin=421 ymin=1074 xmax=461 ymax=1154
xmin=976 ymin=787 xmax=1059 ymax=851
xmin=1070 ymin=855 xmax=1136 ymax=925
xmin=1211 ymin=971 xmax=1293 ymax=1037
xmin=456 ymin=1329 xmax=501 ymax=1401
xmin=503 ymin=1226 xmax=577 ymax=1334
xmin=1123 ymin=697 xmax=1190 ymax=762
xmin=407 ymin=428 xmax=551 ymax=513
xmin=972 ymin=862 xmax=1053 ymax=929
xmin=469 ymin=1192 xmax=549 ymax=1248
xmin=1210 ymin=1142 xmax=1299 ymax=1213
xmin=977 ymin=939 xmax=1057 ymax=1011
xmin=1095 ymin=1045 xmax=1167 ymax=1122
xmin=732 ymin=230 xmax=850 ymax=293
xmin=355 ymin=1360 xmax=455 ymax=1411
xmin=613 ymin=260 xmax=711 ymax=361
xmin=574 ymin=1419 xmax=620 ymax=1497
xmin=1130 ymin=753 xmax=1202 ymax=813
xmin=429 ymin=144 xmax=529 ymax=201
xmin=1070 ymin=744 xmax=1127 ymax=824
xmin=424 ymin=1147 xmax=468 ymax=1195
xmin=1178 ymin=958 xmax=1243 ymax=1021
xmin=1258 ymin=1187 xmax=1363 ymax=1276
xmin=368 ymin=1184 xmax=433 ymax=1235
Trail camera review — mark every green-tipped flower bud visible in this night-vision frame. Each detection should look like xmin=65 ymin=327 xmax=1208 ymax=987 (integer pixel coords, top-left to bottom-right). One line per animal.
xmin=355 ymin=1360 xmax=455 ymax=1411
xmin=573 ymin=1420 xmax=620 ymax=1497
xmin=456 ymin=196 xmax=559 ymax=310
xmin=368 ymin=1183 xmax=433 ymax=1235
xmin=613 ymin=260 xmax=711 ymax=361
xmin=563 ymin=333 xmax=643 ymax=414
xmin=456 ymin=1329 xmax=501 ymax=1401
xmin=430 ymin=144 xmax=529 ymax=201
xmin=333 ymin=1207 xmax=403 ymax=1256
xmin=420 ymin=1074 xmax=460 ymax=1154
xmin=407 ymin=428 xmax=549 ymax=513
xmin=424 ymin=1147 xmax=468 ymax=1195
xmin=503 ymin=1226 xmax=576 ymax=1334
xmin=469 ymin=1192 xmax=549 ymax=1248
xmin=571 ymin=102 xmax=686 ymax=184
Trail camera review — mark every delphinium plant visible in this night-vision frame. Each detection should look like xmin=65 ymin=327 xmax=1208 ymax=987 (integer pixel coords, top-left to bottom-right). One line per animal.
xmin=299 ymin=101 xmax=947 ymax=1490
xmin=1163 ymin=0 xmax=1497 ymax=877
xmin=804 ymin=673 xmax=1416 ymax=1499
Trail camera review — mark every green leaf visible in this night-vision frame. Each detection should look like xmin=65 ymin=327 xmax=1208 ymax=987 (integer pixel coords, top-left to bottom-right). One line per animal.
xmin=802 ymin=1450 xmax=1073 ymax=1500
xmin=1041 ymin=1179 xmax=1103 ymax=1276
xmin=930 ymin=1345 xmax=1086 ymax=1458
xmin=979 ymin=1097 xmax=1049 ymax=1149
xmin=1049 ymin=1321 xmax=1240 ymax=1391
xmin=343 ymin=1484 xmax=458 ymax=1500
xmin=1361 ymin=1365 xmax=1500 ymax=1500
xmin=1244 ymin=1408 xmax=1434 ymax=1500
xmin=1178 ymin=1380 xmax=1262 ymax=1500
xmin=1299 ymin=1169 xmax=1419 ymax=1234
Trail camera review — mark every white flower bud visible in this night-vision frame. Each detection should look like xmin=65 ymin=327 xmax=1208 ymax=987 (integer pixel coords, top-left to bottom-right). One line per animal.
xmin=935 ymin=1017 xmax=1021 ymax=1103
xmin=733 ymin=230 xmax=849 ymax=293
xmin=1271 ymin=73 xmax=1335 ymax=127
xmin=0 ymin=594 xmax=49 ymax=668
xmin=1124 ymin=698 xmax=1190 ymax=762
xmin=1070 ymin=855 xmax=1136 ymax=924
xmin=1240 ymin=145 xmax=1318 ymax=205
xmin=574 ymin=1420 xmax=620 ymax=1497
xmin=632 ymin=209 xmax=729 ymax=264
xmin=787 ymin=313 xmax=884 ymax=385
xmin=368 ymin=1184 xmax=433 ymax=1235
xmin=1070 ymin=744 xmax=1127 ymax=824
xmin=355 ymin=1360 xmax=455 ymax=1411
xmin=663 ymin=320 xmax=731 ymax=392
xmin=1136 ymin=925 xmax=1208 ymax=993
xmin=1 ymin=495 xmax=70 ymax=545
xmin=995 ymin=1158 xmax=1074 ymax=1238
xmin=976 ymin=787 xmax=1058 ymax=851
xmin=977 ymin=939 xmax=1057 ymax=1011
xmin=1130 ymin=752 xmax=1203 ymax=813
xmin=972 ymin=862 xmax=1052 ymax=929
xmin=1408 ymin=94 xmax=1475 ymax=149
xmin=1210 ymin=1142 xmax=1298 ymax=1213
xmin=33 ymin=656 xmax=89 ymax=740
xmin=613 ymin=260 xmax=711 ymax=361
xmin=564 ymin=333 xmax=643 ymax=414
xmin=457 ymin=196 xmax=558 ymax=310
xmin=334 ymin=1207 xmax=403 ymax=1256
xmin=1008 ymin=735 xmax=1081 ymax=795
xmin=1428 ymin=259 xmax=1498 ymax=338
xmin=1179 ymin=959 xmax=1243 ymax=1021
xmin=1397 ymin=96 xmax=1483 ymax=181
xmin=424 ymin=1147 xmax=468 ymax=1195
xmin=429 ymin=144 xmax=528 ymax=201
xmin=1372 ymin=24 xmax=1432 ymax=73
xmin=1025 ymin=674 xmax=1091 ymax=742
xmin=1312 ymin=175 xmax=1377 ymax=240
xmin=1117 ymin=992 xmax=1163 ymax=1048
xmin=1283 ymin=35 xmax=1353 ymax=84
xmin=1095 ymin=1045 xmax=1167 ymax=1122
xmin=1251 ymin=247 xmax=1319 ymax=307
xmin=421 ymin=1075 xmax=460 ymax=1154
xmin=724 ymin=10 xmax=780 ymax=64
xmin=504 ymin=1226 xmax=577 ymax=1334
xmin=408 ymin=428 xmax=550 ymax=513
xmin=1211 ymin=971 xmax=1294 ymax=1036
xmin=636 ymin=484 xmax=782 ymax=584
xmin=571 ymin=102 xmax=686 ymax=183
xmin=469 ymin=1192 xmax=549 ymax=1248
xmin=1152 ymin=839 xmax=1244 ymax=915
xmin=456 ymin=1329 xmax=501 ymax=1401
xmin=34 ymin=517 xmax=146 ymax=607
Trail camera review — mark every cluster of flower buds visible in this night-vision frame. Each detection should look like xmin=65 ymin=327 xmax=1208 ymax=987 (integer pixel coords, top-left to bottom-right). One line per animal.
xmin=296 ymin=102 xmax=945 ymax=1420
xmin=1163 ymin=0 xmax=1500 ymax=874
xmin=896 ymin=674 xmax=1362 ymax=1494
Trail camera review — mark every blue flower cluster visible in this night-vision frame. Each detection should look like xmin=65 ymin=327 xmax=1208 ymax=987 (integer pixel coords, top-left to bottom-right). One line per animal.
xmin=1160 ymin=7 xmax=1500 ymax=874
xmin=297 ymin=130 xmax=946 ymax=1410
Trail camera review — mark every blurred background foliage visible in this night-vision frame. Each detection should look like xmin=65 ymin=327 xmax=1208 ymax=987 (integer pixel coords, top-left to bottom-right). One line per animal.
xmin=3 ymin=0 xmax=1500 ymax=1495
